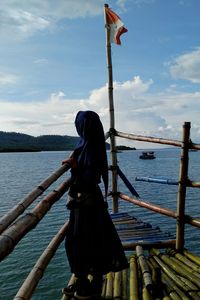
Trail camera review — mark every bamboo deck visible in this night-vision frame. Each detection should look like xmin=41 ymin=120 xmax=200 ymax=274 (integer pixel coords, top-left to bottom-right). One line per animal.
xmin=111 ymin=213 xmax=175 ymax=250
xmin=61 ymin=213 xmax=200 ymax=299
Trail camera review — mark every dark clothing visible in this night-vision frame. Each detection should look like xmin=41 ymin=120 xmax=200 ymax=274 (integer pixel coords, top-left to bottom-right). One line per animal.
xmin=72 ymin=111 xmax=108 ymax=196
xmin=65 ymin=186 xmax=128 ymax=275
xmin=65 ymin=111 xmax=128 ymax=277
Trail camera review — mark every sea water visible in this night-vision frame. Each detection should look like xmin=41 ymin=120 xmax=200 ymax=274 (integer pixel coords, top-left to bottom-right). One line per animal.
xmin=0 ymin=149 xmax=200 ymax=299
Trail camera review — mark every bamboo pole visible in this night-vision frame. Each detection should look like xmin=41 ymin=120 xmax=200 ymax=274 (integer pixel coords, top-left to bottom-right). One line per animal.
xmin=104 ymin=3 xmax=118 ymax=213
xmin=101 ymin=276 xmax=107 ymax=299
xmin=190 ymin=143 xmax=200 ymax=151
xmin=113 ymin=271 xmax=122 ymax=298
xmin=151 ymin=266 xmax=167 ymax=298
xmin=142 ymin=287 xmax=153 ymax=300
xmin=151 ymin=249 xmax=200 ymax=290
xmin=136 ymin=246 xmax=153 ymax=292
xmin=14 ymin=221 xmax=69 ymax=300
xmin=176 ymin=122 xmax=190 ymax=250
xmin=161 ymin=265 xmax=200 ymax=300
xmin=117 ymin=167 xmax=139 ymax=197
xmin=168 ymin=257 xmax=200 ymax=282
xmin=123 ymin=240 xmax=176 ymax=250
xmin=119 ymin=193 xmax=177 ymax=219
xmin=114 ymin=129 xmax=200 ymax=156
xmin=182 ymin=215 xmax=200 ymax=229
xmin=188 ymin=181 xmax=200 ymax=188
xmin=135 ymin=176 xmax=178 ymax=185
xmin=119 ymin=192 xmax=200 ymax=229
xmin=118 ymin=229 xmax=164 ymax=237
xmin=167 ymin=249 xmax=200 ymax=272
xmin=148 ymin=257 xmax=182 ymax=300
xmin=115 ymin=130 xmax=182 ymax=147
xmin=149 ymin=255 xmax=191 ymax=299
xmin=105 ymin=272 xmax=113 ymax=299
xmin=161 ymin=272 xmax=188 ymax=300
xmin=176 ymin=276 xmax=200 ymax=296
xmin=0 ymin=163 xmax=70 ymax=234
xmin=136 ymin=176 xmax=200 ymax=188
xmin=130 ymin=255 xmax=139 ymax=300
xmin=121 ymin=268 xmax=127 ymax=300
xmin=148 ymin=256 xmax=181 ymax=300
xmin=183 ymin=249 xmax=200 ymax=266
xmin=61 ymin=274 xmax=77 ymax=300
xmin=0 ymin=179 xmax=71 ymax=262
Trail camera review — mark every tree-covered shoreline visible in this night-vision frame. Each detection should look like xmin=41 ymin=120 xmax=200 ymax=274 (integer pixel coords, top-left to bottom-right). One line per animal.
xmin=0 ymin=131 xmax=79 ymax=152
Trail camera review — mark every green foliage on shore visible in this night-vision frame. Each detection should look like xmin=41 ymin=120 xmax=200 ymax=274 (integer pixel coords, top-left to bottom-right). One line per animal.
xmin=116 ymin=145 xmax=136 ymax=150
xmin=0 ymin=131 xmax=79 ymax=152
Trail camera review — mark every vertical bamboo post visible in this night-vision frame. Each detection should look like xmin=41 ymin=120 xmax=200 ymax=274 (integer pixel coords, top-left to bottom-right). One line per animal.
xmin=113 ymin=271 xmax=122 ymax=298
xmin=105 ymin=272 xmax=114 ymax=298
xmin=104 ymin=3 xmax=118 ymax=213
xmin=130 ymin=255 xmax=139 ymax=300
xmin=176 ymin=122 xmax=190 ymax=250
xmin=122 ymin=269 xmax=128 ymax=300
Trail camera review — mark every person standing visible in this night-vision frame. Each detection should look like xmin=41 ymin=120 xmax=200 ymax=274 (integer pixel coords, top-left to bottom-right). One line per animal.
xmin=62 ymin=111 xmax=128 ymax=299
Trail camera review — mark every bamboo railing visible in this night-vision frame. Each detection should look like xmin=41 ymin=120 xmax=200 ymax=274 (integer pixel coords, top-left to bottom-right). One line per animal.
xmin=0 ymin=163 xmax=70 ymax=234
xmin=14 ymin=222 xmax=69 ymax=300
xmin=119 ymin=193 xmax=200 ymax=229
xmin=115 ymin=130 xmax=182 ymax=147
xmin=113 ymin=122 xmax=200 ymax=251
xmin=0 ymin=162 xmax=72 ymax=299
xmin=0 ymin=178 xmax=71 ymax=262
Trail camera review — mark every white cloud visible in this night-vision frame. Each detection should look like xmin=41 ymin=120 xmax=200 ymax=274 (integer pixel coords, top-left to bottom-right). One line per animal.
xmin=33 ymin=58 xmax=48 ymax=65
xmin=1 ymin=76 xmax=200 ymax=147
xmin=131 ymin=0 xmax=155 ymax=7
xmin=0 ymin=73 xmax=18 ymax=85
xmin=11 ymin=9 xmax=50 ymax=33
xmin=116 ymin=0 xmax=127 ymax=10
xmin=169 ymin=48 xmax=200 ymax=83
xmin=0 ymin=8 xmax=51 ymax=39
xmin=0 ymin=94 xmax=79 ymax=136
xmin=0 ymin=0 xmax=105 ymax=39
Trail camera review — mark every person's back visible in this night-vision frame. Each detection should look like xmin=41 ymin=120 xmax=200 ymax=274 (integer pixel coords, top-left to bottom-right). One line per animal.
xmin=62 ymin=111 xmax=128 ymax=299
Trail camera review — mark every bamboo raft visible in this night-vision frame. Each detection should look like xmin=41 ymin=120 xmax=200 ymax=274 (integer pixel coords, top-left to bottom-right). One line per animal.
xmin=61 ymin=212 xmax=200 ymax=300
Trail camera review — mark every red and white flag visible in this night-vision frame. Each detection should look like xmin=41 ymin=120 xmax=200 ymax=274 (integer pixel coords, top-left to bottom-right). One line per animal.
xmin=105 ymin=6 xmax=128 ymax=45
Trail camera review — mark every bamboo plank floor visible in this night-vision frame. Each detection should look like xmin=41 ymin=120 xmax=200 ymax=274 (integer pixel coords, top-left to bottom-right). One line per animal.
xmin=61 ymin=213 xmax=200 ymax=299
xmin=111 ymin=212 xmax=175 ymax=249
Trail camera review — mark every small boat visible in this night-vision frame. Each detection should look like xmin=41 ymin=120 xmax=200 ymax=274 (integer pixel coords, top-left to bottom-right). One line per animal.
xmin=139 ymin=151 xmax=156 ymax=159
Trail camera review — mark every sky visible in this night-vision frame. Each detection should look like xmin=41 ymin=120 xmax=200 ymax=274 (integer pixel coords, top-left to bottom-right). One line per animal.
xmin=1 ymin=0 xmax=200 ymax=148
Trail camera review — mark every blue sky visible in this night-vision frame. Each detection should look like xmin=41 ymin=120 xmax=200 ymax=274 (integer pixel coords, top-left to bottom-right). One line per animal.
xmin=1 ymin=0 xmax=200 ymax=147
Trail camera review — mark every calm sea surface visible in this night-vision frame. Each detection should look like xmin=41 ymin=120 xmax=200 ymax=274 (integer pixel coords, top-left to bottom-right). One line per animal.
xmin=0 ymin=149 xmax=200 ymax=299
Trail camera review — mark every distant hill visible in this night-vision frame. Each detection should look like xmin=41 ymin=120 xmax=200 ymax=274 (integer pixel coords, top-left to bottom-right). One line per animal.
xmin=116 ymin=145 xmax=136 ymax=151
xmin=0 ymin=131 xmax=111 ymax=152
xmin=0 ymin=131 xmax=79 ymax=152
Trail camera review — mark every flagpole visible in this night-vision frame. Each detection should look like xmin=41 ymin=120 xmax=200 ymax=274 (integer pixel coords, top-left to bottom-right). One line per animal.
xmin=104 ymin=3 xmax=119 ymax=213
